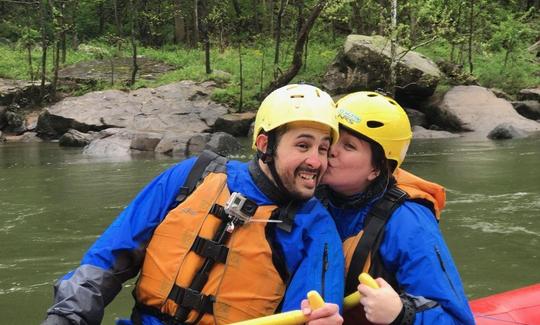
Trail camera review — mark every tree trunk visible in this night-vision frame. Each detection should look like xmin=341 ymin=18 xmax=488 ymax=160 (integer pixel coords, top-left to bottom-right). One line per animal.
xmin=262 ymin=0 xmax=327 ymax=98
xmin=113 ymin=0 xmax=122 ymax=37
xmin=130 ymin=0 xmax=138 ymax=85
xmin=388 ymin=0 xmax=397 ymax=97
xmin=198 ymin=0 xmax=211 ymax=74
xmin=238 ymin=44 xmax=244 ymax=112
xmin=98 ymin=1 xmax=105 ymax=35
xmin=296 ymin=0 xmax=304 ymax=37
xmin=192 ymin=0 xmax=199 ymax=45
xmin=173 ymin=0 xmax=186 ymax=44
xmin=467 ymin=0 xmax=474 ymax=73
xmin=39 ymin=0 xmax=48 ymax=99
xmin=351 ymin=0 xmax=363 ymax=34
xmin=274 ymin=0 xmax=287 ymax=73
xmin=27 ymin=47 xmax=34 ymax=82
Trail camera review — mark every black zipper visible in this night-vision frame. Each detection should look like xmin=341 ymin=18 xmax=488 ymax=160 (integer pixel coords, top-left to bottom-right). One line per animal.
xmin=434 ymin=245 xmax=459 ymax=299
xmin=321 ymin=243 xmax=328 ymax=299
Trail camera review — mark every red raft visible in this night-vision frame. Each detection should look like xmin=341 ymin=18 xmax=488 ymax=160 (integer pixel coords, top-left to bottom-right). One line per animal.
xmin=471 ymin=283 xmax=540 ymax=324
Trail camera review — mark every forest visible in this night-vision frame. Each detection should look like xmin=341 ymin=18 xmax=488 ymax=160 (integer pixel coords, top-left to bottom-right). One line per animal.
xmin=0 ymin=0 xmax=538 ymax=111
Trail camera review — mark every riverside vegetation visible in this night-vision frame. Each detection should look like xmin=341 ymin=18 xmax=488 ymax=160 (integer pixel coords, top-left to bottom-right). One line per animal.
xmin=0 ymin=1 xmax=538 ymax=110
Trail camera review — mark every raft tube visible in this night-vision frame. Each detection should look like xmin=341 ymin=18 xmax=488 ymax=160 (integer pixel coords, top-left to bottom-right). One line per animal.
xmin=471 ymin=283 xmax=540 ymax=324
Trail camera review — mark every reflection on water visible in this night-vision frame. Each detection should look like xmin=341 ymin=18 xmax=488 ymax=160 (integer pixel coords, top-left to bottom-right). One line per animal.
xmin=1 ymin=137 xmax=539 ymax=323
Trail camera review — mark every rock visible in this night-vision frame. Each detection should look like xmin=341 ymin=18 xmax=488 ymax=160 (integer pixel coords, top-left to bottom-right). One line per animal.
xmin=487 ymin=123 xmax=528 ymax=140
xmin=155 ymin=132 xmax=195 ymax=157
xmin=59 ymin=129 xmax=96 ymax=147
xmin=187 ymin=133 xmax=212 ymax=156
xmin=0 ymin=78 xmax=49 ymax=107
xmin=37 ymin=81 xmax=227 ymax=138
xmin=83 ymin=128 xmax=133 ymax=157
xmin=490 ymin=88 xmax=514 ymax=101
xmin=130 ymin=132 xmax=163 ymax=151
xmin=436 ymin=60 xmax=478 ymax=86
xmin=323 ymin=35 xmax=441 ymax=99
xmin=517 ymin=88 xmax=540 ymax=101
xmin=0 ymin=105 xmax=6 ymax=129
xmin=5 ymin=110 xmax=26 ymax=134
xmin=425 ymin=86 xmax=540 ymax=138
xmin=512 ymin=101 xmax=540 ymax=121
xmin=5 ymin=132 xmax=43 ymax=143
xmin=213 ymin=112 xmax=256 ymax=136
xmin=404 ymin=108 xmax=427 ymax=127
xmin=203 ymin=132 xmax=241 ymax=156
xmin=412 ymin=126 xmax=461 ymax=139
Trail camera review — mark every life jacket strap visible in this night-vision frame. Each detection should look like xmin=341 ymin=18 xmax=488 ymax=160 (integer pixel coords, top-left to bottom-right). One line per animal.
xmin=209 ymin=203 xmax=229 ymax=222
xmin=345 ymin=186 xmax=408 ymax=294
xmin=191 ymin=236 xmax=229 ymax=264
xmin=168 ymin=284 xmax=215 ymax=315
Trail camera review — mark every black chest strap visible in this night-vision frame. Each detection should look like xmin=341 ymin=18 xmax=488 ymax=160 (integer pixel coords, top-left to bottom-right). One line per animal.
xmin=345 ymin=186 xmax=408 ymax=294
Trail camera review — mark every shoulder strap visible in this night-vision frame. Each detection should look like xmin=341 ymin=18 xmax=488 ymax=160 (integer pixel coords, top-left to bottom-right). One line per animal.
xmin=175 ymin=150 xmax=228 ymax=204
xmin=345 ymin=186 xmax=408 ymax=294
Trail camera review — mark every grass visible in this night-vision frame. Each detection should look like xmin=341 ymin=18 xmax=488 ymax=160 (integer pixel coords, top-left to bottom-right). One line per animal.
xmin=1 ymin=35 xmax=537 ymax=110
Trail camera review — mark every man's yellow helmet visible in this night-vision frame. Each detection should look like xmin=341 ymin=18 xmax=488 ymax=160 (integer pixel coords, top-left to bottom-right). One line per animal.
xmin=336 ymin=91 xmax=412 ymax=169
xmin=252 ymin=84 xmax=339 ymax=148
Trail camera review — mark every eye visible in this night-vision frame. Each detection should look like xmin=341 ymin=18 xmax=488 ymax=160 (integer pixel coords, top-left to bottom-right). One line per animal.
xmin=345 ymin=142 xmax=356 ymax=150
xmin=296 ymin=142 xmax=309 ymax=151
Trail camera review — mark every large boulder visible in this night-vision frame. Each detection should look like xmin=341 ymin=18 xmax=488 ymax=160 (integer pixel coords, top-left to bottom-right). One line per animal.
xmin=517 ymin=88 xmax=540 ymax=101
xmin=36 ymin=80 xmax=228 ymax=138
xmin=323 ymin=35 xmax=441 ymax=99
xmin=0 ymin=78 xmax=49 ymax=107
xmin=425 ymin=86 xmax=540 ymax=138
xmin=213 ymin=112 xmax=256 ymax=136
xmin=512 ymin=101 xmax=540 ymax=121
xmin=59 ymin=129 xmax=97 ymax=147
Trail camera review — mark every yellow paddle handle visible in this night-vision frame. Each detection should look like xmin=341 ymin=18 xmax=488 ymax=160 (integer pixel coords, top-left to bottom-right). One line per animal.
xmin=228 ymin=290 xmax=324 ymax=325
xmin=343 ymin=273 xmax=380 ymax=311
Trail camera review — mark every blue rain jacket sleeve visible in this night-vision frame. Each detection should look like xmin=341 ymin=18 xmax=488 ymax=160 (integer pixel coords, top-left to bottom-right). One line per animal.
xmin=381 ymin=202 xmax=474 ymax=325
xmin=331 ymin=201 xmax=474 ymax=325
xmin=44 ymin=157 xmax=197 ymax=325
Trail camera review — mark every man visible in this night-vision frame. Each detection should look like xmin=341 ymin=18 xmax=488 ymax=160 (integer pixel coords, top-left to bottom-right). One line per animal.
xmin=42 ymin=84 xmax=344 ymax=325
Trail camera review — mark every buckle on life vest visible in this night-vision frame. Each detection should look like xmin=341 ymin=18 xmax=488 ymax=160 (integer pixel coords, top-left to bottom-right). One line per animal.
xmin=192 ymin=236 xmax=229 ymax=263
xmin=169 ymin=285 xmax=215 ymax=315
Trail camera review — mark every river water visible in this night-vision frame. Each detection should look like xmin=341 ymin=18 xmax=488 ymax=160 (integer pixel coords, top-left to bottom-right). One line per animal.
xmin=1 ymin=137 xmax=539 ymax=324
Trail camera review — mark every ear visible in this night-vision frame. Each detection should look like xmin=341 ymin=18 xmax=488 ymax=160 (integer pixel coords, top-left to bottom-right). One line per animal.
xmin=255 ymin=133 xmax=269 ymax=153
xmin=367 ymin=168 xmax=380 ymax=182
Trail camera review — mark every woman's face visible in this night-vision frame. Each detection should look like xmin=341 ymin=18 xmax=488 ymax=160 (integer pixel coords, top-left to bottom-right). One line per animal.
xmin=321 ymin=129 xmax=380 ymax=196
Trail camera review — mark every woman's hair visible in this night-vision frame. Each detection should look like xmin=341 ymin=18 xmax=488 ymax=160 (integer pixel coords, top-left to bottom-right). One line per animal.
xmin=341 ymin=126 xmax=397 ymax=179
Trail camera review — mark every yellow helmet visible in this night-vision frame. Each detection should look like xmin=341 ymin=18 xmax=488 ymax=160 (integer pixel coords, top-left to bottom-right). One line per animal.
xmin=336 ymin=91 xmax=412 ymax=169
xmin=252 ymin=84 xmax=339 ymax=149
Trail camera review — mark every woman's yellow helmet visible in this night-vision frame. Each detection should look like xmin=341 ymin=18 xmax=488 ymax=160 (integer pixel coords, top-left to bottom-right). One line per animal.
xmin=252 ymin=84 xmax=339 ymax=148
xmin=336 ymin=91 xmax=412 ymax=169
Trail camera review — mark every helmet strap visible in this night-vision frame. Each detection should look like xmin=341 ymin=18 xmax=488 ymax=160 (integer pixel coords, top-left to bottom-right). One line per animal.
xmin=257 ymin=131 xmax=295 ymax=200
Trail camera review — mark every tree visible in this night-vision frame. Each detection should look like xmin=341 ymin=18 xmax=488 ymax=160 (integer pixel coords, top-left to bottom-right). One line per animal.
xmin=17 ymin=27 xmax=40 ymax=82
xmin=262 ymin=0 xmax=328 ymax=98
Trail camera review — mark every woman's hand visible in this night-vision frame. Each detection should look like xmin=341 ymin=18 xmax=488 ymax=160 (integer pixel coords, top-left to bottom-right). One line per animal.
xmin=301 ymin=299 xmax=343 ymax=325
xmin=358 ymin=277 xmax=402 ymax=324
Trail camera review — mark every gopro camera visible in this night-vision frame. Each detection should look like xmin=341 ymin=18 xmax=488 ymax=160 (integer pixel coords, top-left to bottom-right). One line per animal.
xmin=224 ymin=192 xmax=258 ymax=224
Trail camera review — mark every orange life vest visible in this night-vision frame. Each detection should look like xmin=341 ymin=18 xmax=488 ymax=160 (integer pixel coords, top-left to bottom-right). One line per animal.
xmin=134 ymin=171 xmax=285 ymax=324
xmin=342 ymin=168 xmax=446 ymax=324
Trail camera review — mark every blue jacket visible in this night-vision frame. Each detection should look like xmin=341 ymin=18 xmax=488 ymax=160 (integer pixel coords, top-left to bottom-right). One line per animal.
xmin=44 ymin=158 xmax=344 ymax=325
xmin=329 ymin=198 xmax=474 ymax=325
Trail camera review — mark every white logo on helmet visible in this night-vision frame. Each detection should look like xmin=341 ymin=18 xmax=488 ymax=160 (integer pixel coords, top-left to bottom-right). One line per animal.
xmin=337 ymin=108 xmax=361 ymax=125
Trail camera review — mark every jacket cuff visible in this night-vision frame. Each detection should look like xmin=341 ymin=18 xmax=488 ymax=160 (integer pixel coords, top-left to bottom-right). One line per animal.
xmin=390 ymin=294 xmax=416 ymax=325
xmin=41 ymin=314 xmax=74 ymax=325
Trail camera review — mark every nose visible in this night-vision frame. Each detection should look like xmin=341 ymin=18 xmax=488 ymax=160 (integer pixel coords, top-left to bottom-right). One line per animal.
xmin=328 ymin=144 xmax=338 ymax=158
xmin=305 ymin=148 xmax=324 ymax=169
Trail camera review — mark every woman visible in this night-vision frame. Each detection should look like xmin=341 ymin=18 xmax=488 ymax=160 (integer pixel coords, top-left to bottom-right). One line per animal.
xmin=318 ymin=92 xmax=474 ymax=324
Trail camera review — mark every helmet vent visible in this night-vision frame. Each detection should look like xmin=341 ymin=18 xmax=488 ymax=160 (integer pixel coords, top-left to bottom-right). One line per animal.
xmin=367 ymin=93 xmax=378 ymax=97
xmin=290 ymin=95 xmax=304 ymax=98
xmin=388 ymin=99 xmax=397 ymax=106
xmin=367 ymin=121 xmax=384 ymax=128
